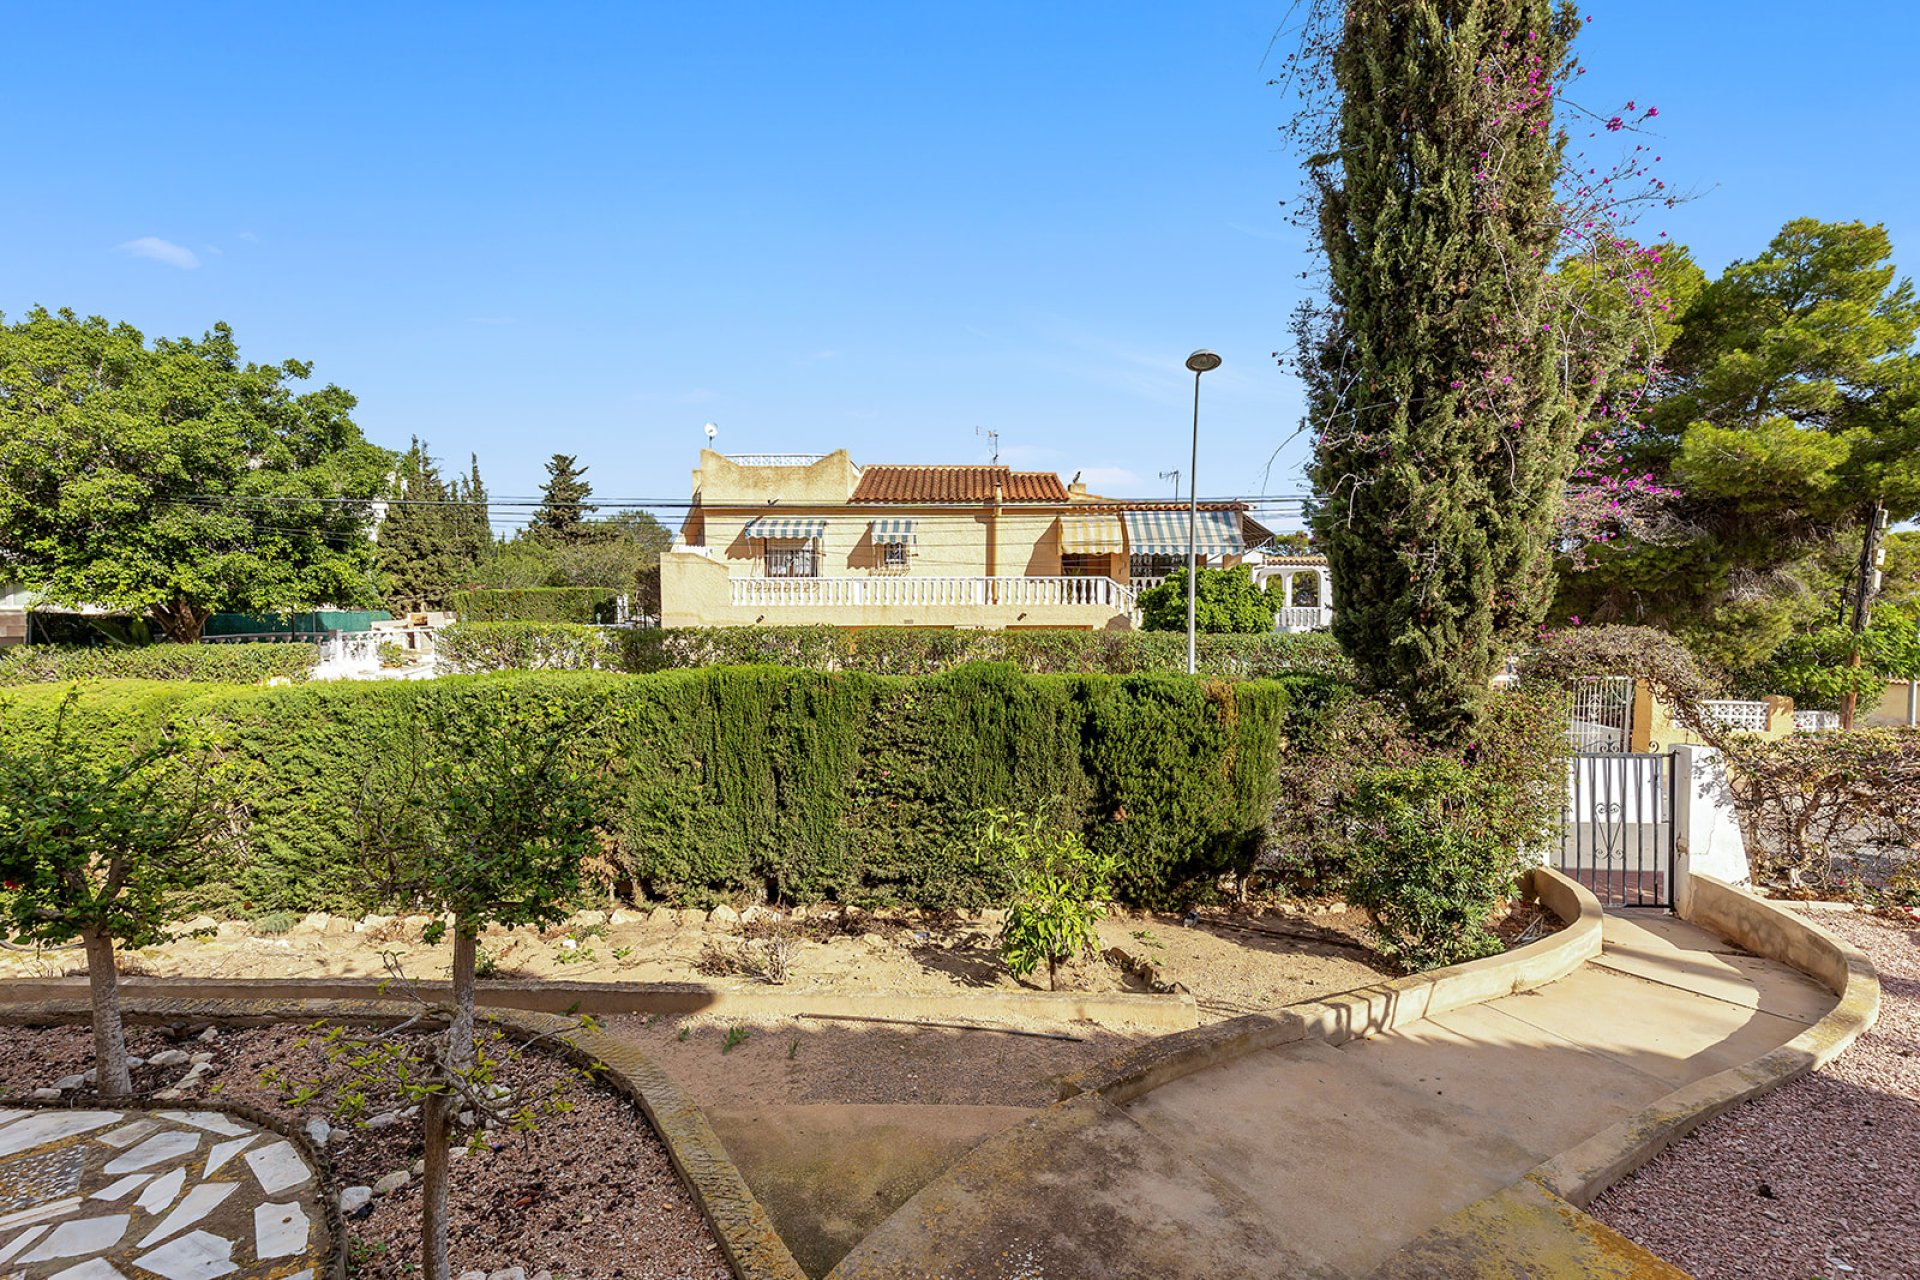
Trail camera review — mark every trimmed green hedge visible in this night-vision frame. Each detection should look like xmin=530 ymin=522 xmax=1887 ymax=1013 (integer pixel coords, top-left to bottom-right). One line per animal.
xmin=450 ymin=587 xmax=620 ymax=624
xmin=1 ymin=667 xmax=1327 ymax=914
xmin=436 ymin=622 xmax=1354 ymax=681
xmin=0 ymin=643 xmax=319 ymax=686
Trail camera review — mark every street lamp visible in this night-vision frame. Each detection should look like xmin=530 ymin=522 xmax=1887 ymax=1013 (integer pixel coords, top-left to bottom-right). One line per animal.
xmin=1183 ymin=349 xmax=1221 ymax=675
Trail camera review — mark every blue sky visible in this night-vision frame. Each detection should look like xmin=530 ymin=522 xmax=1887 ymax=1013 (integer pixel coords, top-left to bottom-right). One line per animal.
xmin=4 ymin=3 xmax=1915 ymax=530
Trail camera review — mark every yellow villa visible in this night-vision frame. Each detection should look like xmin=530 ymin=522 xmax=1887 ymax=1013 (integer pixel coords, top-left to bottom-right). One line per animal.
xmin=659 ymin=450 xmax=1281 ymax=630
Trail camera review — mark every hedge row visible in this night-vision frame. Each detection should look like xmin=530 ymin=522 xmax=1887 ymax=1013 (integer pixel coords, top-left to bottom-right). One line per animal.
xmin=450 ymin=587 xmax=621 ymax=624
xmin=435 ymin=622 xmax=1355 ymax=681
xmin=0 ymin=667 xmax=1329 ymax=915
xmin=0 ymin=642 xmax=319 ymax=687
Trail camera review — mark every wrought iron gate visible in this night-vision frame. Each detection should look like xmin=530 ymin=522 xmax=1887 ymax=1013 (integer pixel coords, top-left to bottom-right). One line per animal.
xmin=1557 ymin=752 xmax=1676 ymax=907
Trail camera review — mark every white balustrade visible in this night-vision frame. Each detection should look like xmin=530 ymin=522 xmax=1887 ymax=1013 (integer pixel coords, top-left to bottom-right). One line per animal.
xmin=728 ymin=575 xmax=1135 ymax=611
xmin=1704 ymin=699 xmax=1772 ymax=733
xmin=1793 ymin=710 xmax=1842 ymax=733
xmin=723 ymin=453 xmax=827 ymax=467
xmin=1275 ymin=606 xmax=1334 ymax=632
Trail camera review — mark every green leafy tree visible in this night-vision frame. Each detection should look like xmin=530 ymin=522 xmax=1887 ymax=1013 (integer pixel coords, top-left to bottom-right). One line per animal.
xmin=1295 ymin=2 xmax=1634 ymax=743
xmin=1557 ymin=220 xmax=1920 ymax=668
xmin=356 ymin=686 xmax=612 ymax=1280
xmin=530 ymin=453 xmax=596 ymax=544
xmin=0 ymin=689 xmax=230 ymax=1095
xmin=975 ymin=808 xmax=1119 ymax=991
xmin=0 ymin=308 xmax=393 ymax=641
xmin=1137 ymin=565 xmax=1276 ymax=634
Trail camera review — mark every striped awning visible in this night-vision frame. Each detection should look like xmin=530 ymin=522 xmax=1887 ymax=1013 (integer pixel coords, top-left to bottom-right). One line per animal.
xmin=1122 ymin=509 xmax=1245 ymax=557
xmin=743 ymin=516 xmax=827 ymax=540
xmin=1059 ymin=513 xmax=1125 ymax=554
xmin=869 ymin=518 xmax=917 ymax=546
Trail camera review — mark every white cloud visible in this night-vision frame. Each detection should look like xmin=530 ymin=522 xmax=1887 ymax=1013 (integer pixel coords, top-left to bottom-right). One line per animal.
xmin=1075 ymin=466 xmax=1142 ymax=491
xmin=237 ymin=230 xmax=260 ymax=243
xmin=114 ymin=237 xmax=200 ymax=269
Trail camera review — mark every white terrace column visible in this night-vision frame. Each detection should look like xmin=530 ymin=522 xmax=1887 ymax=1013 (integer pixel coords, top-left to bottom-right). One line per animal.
xmin=1281 ymin=571 xmax=1295 ymax=608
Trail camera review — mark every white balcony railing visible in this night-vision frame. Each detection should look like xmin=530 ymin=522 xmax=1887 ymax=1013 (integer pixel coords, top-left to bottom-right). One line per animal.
xmin=730 ymin=575 xmax=1136 ymax=611
xmin=1275 ymin=606 xmax=1334 ymax=632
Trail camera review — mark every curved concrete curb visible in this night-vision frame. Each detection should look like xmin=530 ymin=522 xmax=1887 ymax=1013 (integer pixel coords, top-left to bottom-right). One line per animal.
xmin=1061 ymin=867 xmax=1604 ymax=1105
xmin=0 ymin=976 xmax=1196 ymax=1032
xmin=0 ymin=994 xmax=807 ymax=1280
xmin=1531 ymin=875 xmax=1881 ymax=1207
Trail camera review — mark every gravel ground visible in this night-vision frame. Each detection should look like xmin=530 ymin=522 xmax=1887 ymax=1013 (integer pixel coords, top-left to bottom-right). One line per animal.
xmin=0 ymin=1022 xmax=731 ymax=1280
xmin=1591 ymin=909 xmax=1920 ymax=1280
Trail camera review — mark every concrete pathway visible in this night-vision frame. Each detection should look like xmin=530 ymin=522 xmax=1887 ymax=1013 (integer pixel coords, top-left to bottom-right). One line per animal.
xmin=829 ymin=912 xmax=1836 ymax=1279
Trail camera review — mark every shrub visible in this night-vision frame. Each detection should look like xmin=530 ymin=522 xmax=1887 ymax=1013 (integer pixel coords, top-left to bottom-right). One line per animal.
xmin=450 ymin=587 xmax=620 ymax=624
xmin=0 ymin=642 xmax=319 ymax=686
xmin=1136 ymin=565 xmax=1277 ymax=633
xmin=0 ymin=667 xmax=1307 ymax=914
xmin=435 ymin=622 xmax=1354 ymax=682
xmin=1728 ymin=727 xmax=1920 ymax=890
xmin=975 ymin=808 xmax=1120 ymax=991
xmin=1340 ymin=758 xmax=1536 ymax=972
xmin=376 ymin=640 xmax=409 ymax=669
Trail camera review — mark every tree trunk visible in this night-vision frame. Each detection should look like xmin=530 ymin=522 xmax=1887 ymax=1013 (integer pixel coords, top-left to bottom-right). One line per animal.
xmin=83 ymin=926 xmax=132 ymax=1098
xmin=448 ymin=924 xmax=477 ymax=1072
xmin=422 ymin=922 xmax=478 ymax=1280
xmin=1047 ymin=954 xmax=1057 ymax=993
xmin=420 ymin=1089 xmax=455 ymax=1280
xmin=150 ymin=598 xmax=211 ymax=645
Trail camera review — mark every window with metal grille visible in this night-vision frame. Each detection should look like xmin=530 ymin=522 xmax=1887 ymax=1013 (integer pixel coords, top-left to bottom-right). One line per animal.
xmin=880 ymin=542 xmax=909 ymax=571
xmin=1061 ymin=553 xmax=1107 ymax=578
xmin=765 ymin=542 xmax=818 ymax=578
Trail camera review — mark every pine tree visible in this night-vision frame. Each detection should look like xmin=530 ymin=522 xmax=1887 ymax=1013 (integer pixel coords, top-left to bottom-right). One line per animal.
xmin=532 ymin=454 xmax=595 ymax=543
xmin=1299 ymin=2 xmax=1594 ymax=743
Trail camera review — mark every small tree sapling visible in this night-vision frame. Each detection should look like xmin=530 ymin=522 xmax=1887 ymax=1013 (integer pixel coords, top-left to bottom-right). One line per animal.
xmin=353 ymin=685 xmax=613 ymax=1280
xmin=0 ymin=688 xmax=230 ymax=1096
xmin=975 ymin=808 xmax=1119 ymax=991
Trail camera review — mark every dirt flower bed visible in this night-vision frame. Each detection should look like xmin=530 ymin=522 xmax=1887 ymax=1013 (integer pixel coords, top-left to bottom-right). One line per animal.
xmin=0 ymin=1021 xmax=731 ymax=1280
xmin=1591 ymin=909 xmax=1920 ymax=1280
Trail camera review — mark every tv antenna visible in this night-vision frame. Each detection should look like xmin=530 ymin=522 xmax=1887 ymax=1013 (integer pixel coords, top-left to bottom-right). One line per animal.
xmin=1159 ymin=469 xmax=1182 ymax=499
xmin=975 ymin=425 xmax=1000 ymax=465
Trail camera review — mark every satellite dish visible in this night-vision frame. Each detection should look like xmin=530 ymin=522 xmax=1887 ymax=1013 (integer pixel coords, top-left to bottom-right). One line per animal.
xmin=704 ymin=422 xmax=718 ymax=440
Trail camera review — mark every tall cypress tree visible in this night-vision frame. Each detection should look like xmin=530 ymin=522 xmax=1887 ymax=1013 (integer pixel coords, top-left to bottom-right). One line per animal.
xmin=532 ymin=454 xmax=595 ymax=544
xmin=1299 ymin=2 xmax=1593 ymax=742
xmin=377 ymin=439 xmax=465 ymax=611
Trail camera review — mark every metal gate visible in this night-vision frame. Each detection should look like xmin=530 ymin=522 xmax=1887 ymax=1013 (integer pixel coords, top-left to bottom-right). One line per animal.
xmin=1557 ymin=752 xmax=1676 ymax=907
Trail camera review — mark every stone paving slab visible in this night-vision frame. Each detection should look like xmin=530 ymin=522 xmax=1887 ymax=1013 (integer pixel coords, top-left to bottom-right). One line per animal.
xmin=0 ymin=1104 xmax=331 ymax=1280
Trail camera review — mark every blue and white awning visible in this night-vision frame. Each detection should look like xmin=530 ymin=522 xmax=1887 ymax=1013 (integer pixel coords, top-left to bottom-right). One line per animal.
xmin=869 ymin=518 xmax=917 ymax=546
xmin=1122 ymin=509 xmax=1244 ymax=557
xmin=743 ymin=516 xmax=827 ymax=540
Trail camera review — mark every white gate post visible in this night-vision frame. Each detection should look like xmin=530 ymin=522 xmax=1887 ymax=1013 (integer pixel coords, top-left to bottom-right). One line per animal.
xmin=1671 ymin=744 xmax=1751 ymax=918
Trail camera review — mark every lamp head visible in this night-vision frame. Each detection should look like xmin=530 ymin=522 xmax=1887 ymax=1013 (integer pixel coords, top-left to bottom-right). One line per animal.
xmin=1185 ymin=349 xmax=1222 ymax=374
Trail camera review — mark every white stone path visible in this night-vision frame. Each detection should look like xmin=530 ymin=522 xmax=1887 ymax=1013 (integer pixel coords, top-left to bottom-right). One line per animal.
xmin=0 ymin=1107 xmax=328 ymax=1280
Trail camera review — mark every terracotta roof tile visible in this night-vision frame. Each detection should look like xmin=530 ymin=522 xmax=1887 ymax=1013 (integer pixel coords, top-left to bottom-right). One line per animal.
xmin=850 ymin=465 xmax=1069 ymax=504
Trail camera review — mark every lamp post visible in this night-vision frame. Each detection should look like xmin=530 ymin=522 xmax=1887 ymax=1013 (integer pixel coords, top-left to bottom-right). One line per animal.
xmin=1183 ymin=349 xmax=1221 ymax=675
